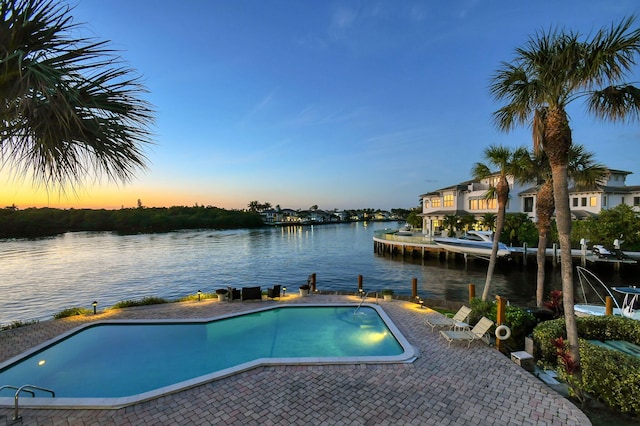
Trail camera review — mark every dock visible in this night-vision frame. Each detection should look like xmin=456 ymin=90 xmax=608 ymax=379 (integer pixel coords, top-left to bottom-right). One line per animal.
xmin=373 ymin=230 xmax=639 ymax=266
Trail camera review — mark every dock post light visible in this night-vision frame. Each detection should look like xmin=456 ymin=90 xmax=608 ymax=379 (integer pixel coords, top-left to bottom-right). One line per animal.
xmin=197 ymin=290 xmax=202 ymax=301
xmin=283 ymin=287 xmax=287 ymax=297
xmin=92 ymin=301 xmax=97 ymax=315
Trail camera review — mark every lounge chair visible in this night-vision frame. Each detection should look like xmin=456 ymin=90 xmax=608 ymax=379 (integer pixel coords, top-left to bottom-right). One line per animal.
xmin=439 ymin=316 xmax=494 ymax=347
xmin=424 ymin=306 xmax=472 ymax=331
xmin=267 ymin=284 xmax=281 ymax=300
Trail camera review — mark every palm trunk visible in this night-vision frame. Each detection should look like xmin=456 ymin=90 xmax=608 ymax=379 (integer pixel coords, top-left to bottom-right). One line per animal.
xmin=536 ymin=234 xmax=548 ymax=307
xmin=481 ymin=178 xmax=508 ymax=301
xmin=535 ymin=180 xmax=554 ymax=307
xmin=544 ymin=108 xmax=580 ymax=365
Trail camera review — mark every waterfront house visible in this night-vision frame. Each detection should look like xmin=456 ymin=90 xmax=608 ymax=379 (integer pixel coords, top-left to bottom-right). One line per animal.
xmin=420 ymin=168 xmax=640 ymax=236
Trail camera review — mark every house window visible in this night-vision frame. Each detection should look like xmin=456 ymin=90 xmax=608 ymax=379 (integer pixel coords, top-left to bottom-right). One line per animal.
xmin=581 ymin=197 xmax=587 ymax=207
xmin=572 ymin=198 xmax=578 ymax=207
xmin=524 ymin=197 xmax=534 ymax=213
xmin=469 ymin=199 xmax=478 ymax=210
xmin=443 ymin=194 xmax=454 ymax=207
xmin=431 ymin=198 xmax=441 ymax=208
xmin=487 ymin=198 xmax=497 ymax=209
xmin=603 ymin=196 xmax=607 ymax=207
xmin=589 ymin=197 xmax=597 ymax=207
xmin=432 ymin=219 xmax=442 ymax=231
xmin=634 ymin=197 xmax=640 ymax=206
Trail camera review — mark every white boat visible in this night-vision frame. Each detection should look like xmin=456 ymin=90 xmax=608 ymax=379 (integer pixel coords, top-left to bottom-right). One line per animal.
xmin=574 ymin=266 xmax=640 ymax=320
xmin=612 ymin=286 xmax=640 ymax=320
xmin=433 ymin=230 xmax=512 ymax=258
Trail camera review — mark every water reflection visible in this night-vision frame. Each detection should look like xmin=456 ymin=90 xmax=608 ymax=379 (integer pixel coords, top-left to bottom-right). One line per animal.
xmin=0 ymin=222 xmax=637 ymax=325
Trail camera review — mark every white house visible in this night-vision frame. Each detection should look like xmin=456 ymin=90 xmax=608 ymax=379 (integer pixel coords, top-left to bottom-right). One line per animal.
xmin=420 ymin=168 xmax=640 ymax=236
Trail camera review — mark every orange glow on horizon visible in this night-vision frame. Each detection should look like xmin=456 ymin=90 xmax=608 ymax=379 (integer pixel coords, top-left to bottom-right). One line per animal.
xmin=1 ymin=180 xmax=244 ymax=210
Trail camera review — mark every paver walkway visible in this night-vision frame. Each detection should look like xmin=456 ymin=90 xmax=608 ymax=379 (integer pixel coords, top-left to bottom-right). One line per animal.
xmin=0 ymin=295 xmax=590 ymax=425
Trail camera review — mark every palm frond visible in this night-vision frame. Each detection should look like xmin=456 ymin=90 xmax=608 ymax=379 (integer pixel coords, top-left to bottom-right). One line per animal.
xmin=0 ymin=0 xmax=155 ymax=189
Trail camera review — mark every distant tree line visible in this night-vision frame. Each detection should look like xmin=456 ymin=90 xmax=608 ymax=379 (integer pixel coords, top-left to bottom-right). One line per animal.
xmin=0 ymin=205 xmax=264 ymax=238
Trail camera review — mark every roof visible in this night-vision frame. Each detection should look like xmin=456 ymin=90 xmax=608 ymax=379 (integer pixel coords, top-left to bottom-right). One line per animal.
xmin=420 ymin=209 xmax=472 ymax=217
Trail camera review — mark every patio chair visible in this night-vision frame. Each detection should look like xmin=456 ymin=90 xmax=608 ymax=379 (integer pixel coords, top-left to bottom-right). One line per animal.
xmin=241 ymin=286 xmax=262 ymax=301
xmin=424 ymin=306 xmax=472 ymax=331
xmin=267 ymin=284 xmax=281 ymax=300
xmin=228 ymin=286 xmax=241 ymax=301
xmin=439 ymin=316 xmax=494 ymax=347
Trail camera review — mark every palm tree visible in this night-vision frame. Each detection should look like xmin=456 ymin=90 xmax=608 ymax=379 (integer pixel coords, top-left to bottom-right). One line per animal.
xmin=442 ymin=214 xmax=459 ymax=237
xmin=458 ymin=214 xmax=477 ymax=232
xmin=480 ymin=213 xmax=496 ymax=231
xmin=1 ymin=0 xmax=154 ymax=189
xmin=490 ymin=16 xmax=640 ymax=362
xmin=519 ymin=145 xmax=606 ymax=307
xmin=471 ymin=145 xmax=528 ymax=301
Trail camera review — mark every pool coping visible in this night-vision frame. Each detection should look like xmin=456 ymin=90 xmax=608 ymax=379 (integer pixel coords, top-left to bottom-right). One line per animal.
xmin=0 ymin=302 xmax=417 ymax=410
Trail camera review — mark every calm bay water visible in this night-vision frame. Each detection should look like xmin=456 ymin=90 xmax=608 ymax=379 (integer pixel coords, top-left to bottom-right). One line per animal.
xmin=1 ymin=221 xmax=637 ymax=325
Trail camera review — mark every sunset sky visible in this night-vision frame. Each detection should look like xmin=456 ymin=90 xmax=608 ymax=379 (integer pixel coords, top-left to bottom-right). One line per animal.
xmin=3 ymin=0 xmax=640 ymax=211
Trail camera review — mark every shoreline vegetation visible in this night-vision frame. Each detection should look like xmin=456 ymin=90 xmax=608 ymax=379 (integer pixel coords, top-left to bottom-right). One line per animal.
xmin=0 ymin=206 xmax=407 ymax=239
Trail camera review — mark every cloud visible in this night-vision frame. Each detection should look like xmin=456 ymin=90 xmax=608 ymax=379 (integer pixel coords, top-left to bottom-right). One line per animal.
xmin=238 ymin=89 xmax=279 ymax=126
xmin=286 ymin=104 xmax=368 ymax=127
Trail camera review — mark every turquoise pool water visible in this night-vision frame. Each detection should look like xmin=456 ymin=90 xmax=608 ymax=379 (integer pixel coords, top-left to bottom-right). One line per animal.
xmin=0 ymin=305 xmax=413 ymax=404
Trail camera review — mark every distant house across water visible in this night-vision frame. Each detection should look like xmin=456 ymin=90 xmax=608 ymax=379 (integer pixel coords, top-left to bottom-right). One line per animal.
xmin=420 ymin=168 xmax=640 ymax=236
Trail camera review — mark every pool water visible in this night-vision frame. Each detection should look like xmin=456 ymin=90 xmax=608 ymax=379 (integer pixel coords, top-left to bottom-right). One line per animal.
xmin=0 ymin=305 xmax=412 ymax=401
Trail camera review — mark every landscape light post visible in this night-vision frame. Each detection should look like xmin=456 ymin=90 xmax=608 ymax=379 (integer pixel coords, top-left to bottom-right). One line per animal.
xmin=197 ymin=290 xmax=202 ymax=301
xmin=282 ymin=287 xmax=287 ymax=297
xmin=92 ymin=301 xmax=97 ymax=315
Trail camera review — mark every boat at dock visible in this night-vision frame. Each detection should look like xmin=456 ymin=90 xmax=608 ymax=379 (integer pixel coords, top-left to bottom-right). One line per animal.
xmin=433 ymin=230 xmax=512 ymax=258
xmin=574 ymin=266 xmax=640 ymax=320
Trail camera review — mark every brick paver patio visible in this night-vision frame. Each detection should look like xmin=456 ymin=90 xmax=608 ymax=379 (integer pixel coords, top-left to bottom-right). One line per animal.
xmin=0 ymin=295 xmax=590 ymax=425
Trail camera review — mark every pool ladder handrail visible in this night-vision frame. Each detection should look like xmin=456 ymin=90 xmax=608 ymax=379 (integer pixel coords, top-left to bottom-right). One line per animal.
xmin=354 ymin=290 xmax=378 ymax=315
xmin=0 ymin=384 xmax=55 ymax=422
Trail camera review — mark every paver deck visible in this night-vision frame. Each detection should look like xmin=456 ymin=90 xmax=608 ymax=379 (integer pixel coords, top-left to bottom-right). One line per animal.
xmin=0 ymin=295 xmax=590 ymax=425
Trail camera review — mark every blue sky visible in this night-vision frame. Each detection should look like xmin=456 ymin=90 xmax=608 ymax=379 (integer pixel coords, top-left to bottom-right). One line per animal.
xmin=3 ymin=0 xmax=640 ymax=211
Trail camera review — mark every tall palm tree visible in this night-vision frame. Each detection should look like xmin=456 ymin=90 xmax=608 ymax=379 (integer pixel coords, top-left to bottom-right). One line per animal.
xmin=471 ymin=145 xmax=528 ymax=301
xmin=1 ymin=0 xmax=154 ymax=189
xmin=519 ymin=145 xmax=606 ymax=307
xmin=490 ymin=16 xmax=640 ymax=362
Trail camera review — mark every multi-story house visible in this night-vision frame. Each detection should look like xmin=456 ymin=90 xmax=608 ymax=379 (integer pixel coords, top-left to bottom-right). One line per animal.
xmin=420 ymin=168 xmax=640 ymax=236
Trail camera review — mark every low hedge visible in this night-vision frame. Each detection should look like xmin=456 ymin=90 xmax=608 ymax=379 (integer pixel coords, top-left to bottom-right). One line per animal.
xmin=469 ymin=298 xmax=537 ymax=351
xmin=533 ymin=315 xmax=640 ymax=413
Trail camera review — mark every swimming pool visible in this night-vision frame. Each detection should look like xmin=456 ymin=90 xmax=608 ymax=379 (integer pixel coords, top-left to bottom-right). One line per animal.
xmin=0 ymin=304 xmax=416 ymax=408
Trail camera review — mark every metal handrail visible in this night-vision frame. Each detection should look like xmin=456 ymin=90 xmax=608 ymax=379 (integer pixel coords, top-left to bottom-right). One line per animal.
xmin=10 ymin=384 xmax=55 ymax=421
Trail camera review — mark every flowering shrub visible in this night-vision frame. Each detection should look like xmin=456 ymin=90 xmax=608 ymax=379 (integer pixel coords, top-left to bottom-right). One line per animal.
xmin=552 ymin=337 xmax=584 ymax=403
xmin=544 ymin=290 xmax=563 ymax=317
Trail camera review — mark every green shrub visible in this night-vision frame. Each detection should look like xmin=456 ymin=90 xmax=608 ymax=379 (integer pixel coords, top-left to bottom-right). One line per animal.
xmin=53 ymin=307 xmax=92 ymax=319
xmin=580 ymin=339 xmax=640 ymax=413
xmin=532 ymin=317 xmax=567 ymax=364
xmin=469 ymin=298 xmax=493 ymax=324
xmin=533 ymin=316 xmax=640 ymax=413
xmin=178 ymin=292 xmax=214 ymax=302
xmin=112 ymin=296 xmax=169 ymax=309
xmin=469 ymin=298 xmax=536 ymax=350
xmin=1 ymin=319 xmax=39 ymax=330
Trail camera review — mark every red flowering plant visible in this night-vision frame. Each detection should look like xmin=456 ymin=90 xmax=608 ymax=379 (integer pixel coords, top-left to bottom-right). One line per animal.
xmin=544 ymin=290 xmax=564 ymax=317
xmin=552 ymin=337 xmax=585 ymax=403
